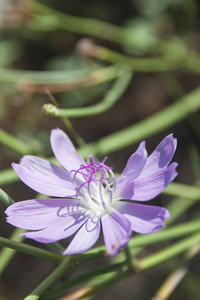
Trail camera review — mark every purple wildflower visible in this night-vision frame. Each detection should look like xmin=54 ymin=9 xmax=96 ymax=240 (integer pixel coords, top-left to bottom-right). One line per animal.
xmin=5 ymin=129 xmax=178 ymax=257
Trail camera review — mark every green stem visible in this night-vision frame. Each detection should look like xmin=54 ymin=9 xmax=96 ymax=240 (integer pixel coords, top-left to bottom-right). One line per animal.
xmin=24 ymin=257 xmax=71 ymax=300
xmin=41 ymin=225 xmax=200 ymax=300
xmin=165 ymin=197 xmax=195 ymax=225
xmin=32 ymin=0 xmax=186 ymax=59
xmin=163 ymin=182 xmax=200 ymax=201
xmin=83 ymin=43 xmax=178 ymax=73
xmin=0 ymin=228 xmax=24 ymax=275
xmin=0 ymin=237 xmax=63 ymax=264
xmin=0 ymin=188 xmax=15 ymax=206
xmin=46 ymin=242 xmax=64 ymax=255
xmin=32 ymin=1 xmax=146 ymax=50
xmin=139 ymin=232 xmax=200 ymax=271
xmin=152 ymin=244 xmax=200 ymax=300
xmin=0 ymin=65 xmax=120 ymax=91
xmin=61 ymin=116 xmax=86 ymax=146
xmin=0 ymin=129 xmax=33 ymax=155
xmin=77 ymin=85 xmax=200 ymax=157
xmin=43 ymin=70 xmax=132 ymax=117
xmin=124 ymin=244 xmax=137 ymax=270
xmin=58 ymin=270 xmax=131 ymax=300
xmin=0 ymin=168 xmax=19 ymax=185
xmin=128 ymin=219 xmax=200 ymax=248
xmin=40 ymin=262 xmax=125 ymax=300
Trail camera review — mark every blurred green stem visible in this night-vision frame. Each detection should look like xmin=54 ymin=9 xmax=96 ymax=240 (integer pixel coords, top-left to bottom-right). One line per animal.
xmin=0 ymin=228 xmax=24 ymax=275
xmin=61 ymin=116 xmax=86 ymax=146
xmin=32 ymin=1 xmax=148 ymax=50
xmin=0 ymin=129 xmax=33 ymax=155
xmin=0 ymin=188 xmax=15 ymax=206
xmin=80 ymin=42 xmax=200 ymax=74
xmin=36 ymin=230 xmax=200 ymax=300
xmin=32 ymin=1 xmax=186 ymax=57
xmin=40 ymin=262 xmax=125 ymax=300
xmin=79 ymin=41 xmax=178 ymax=72
xmin=163 ymin=182 xmax=200 ymax=201
xmin=152 ymin=244 xmax=200 ymax=300
xmin=139 ymin=232 xmax=200 ymax=271
xmin=43 ymin=70 xmax=132 ymax=117
xmin=32 ymin=1 xmax=200 ymax=74
xmin=0 ymin=237 xmax=63 ymax=264
xmin=128 ymin=219 xmax=200 ymax=249
xmin=55 ymin=270 xmax=131 ymax=300
xmin=77 ymin=85 xmax=200 ymax=156
xmin=24 ymin=257 xmax=71 ymax=300
xmin=0 ymin=65 xmax=120 ymax=93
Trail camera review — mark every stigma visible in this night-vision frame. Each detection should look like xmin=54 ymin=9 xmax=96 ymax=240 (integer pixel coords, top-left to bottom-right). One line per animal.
xmin=70 ymin=155 xmax=116 ymax=215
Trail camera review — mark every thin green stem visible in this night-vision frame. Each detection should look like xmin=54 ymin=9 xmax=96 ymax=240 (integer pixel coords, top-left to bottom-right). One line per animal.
xmin=58 ymin=270 xmax=131 ymax=300
xmin=128 ymin=219 xmax=200 ymax=248
xmin=77 ymin=85 xmax=200 ymax=157
xmin=43 ymin=72 xmax=132 ymax=118
xmin=124 ymin=245 xmax=137 ymax=270
xmin=0 ymin=129 xmax=34 ymax=155
xmin=0 ymin=168 xmax=18 ymax=185
xmin=152 ymin=244 xmax=200 ymax=300
xmin=46 ymin=242 xmax=64 ymax=255
xmin=0 ymin=237 xmax=63 ymax=264
xmin=32 ymin=1 xmax=200 ymax=74
xmin=82 ymin=43 xmax=178 ymax=73
xmin=61 ymin=116 xmax=86 ymax=146
xmin=40 ymin=224 xmax=200 ymax=300
xmin=0 ymin=65 xmax=120 ymax=92
xmin=43 ymin=70 xmax=132 ymax=118
xmin=163 ymin=182 xmax=200 ymax=201
xmin=32 ymin=0 xmax=187 ymax=59
xmin=32 ymin=1 xmax=149 ymax=50
xmin=24 ymin=257 xmax=71 ymax=300
xmin=139 ymin=232 xmax=200 ymax=271
xmin=0 ymin=228 xmax=24 ymax=275
xmin=40 ymin=262 xmax=125 ymax=300
xmin=0 ymin=188 xmax=15 ymax=206
xmin=165 ymin=197 xmax=195 ymax=226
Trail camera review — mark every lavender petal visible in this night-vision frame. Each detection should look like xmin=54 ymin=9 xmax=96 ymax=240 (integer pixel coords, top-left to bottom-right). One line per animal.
xmin=117 ymin=162 xmax=178 ymax=201
xmin=63 ymin=216 xmax=100 ymax=255
xmin=102 ymin=208 xmax=132 ymax=257
xmin=50 ymin=128 xmax=86 ymax=172
xmin=115 ymin=202 xmax=170 ymax=234
xmin=141 ymin=134 xmax=177 ymax=177
xmin=5 ymin=198 xmax=79 ymax=230
xmin=20 ymin=213 xmax=88 ymax=243
xmin=12 ymin=160 xmax=75 ymax=197
xmin=117 ymin=141 xmax=147 ymax=185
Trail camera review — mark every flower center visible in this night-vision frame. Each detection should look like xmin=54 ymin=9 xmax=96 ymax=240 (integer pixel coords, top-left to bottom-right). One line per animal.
xmin=70 ymin=155 xmax=116 ymax=216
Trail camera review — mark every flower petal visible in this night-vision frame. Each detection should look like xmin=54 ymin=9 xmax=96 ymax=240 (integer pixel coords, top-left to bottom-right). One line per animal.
xmin=19 ymin=211 xmax=87 ymax=243
xmin=50 ymin=128 xmax=86 ymax=172
xmin=141 ymin=134 xmax=177 ymax=177
xmin=5 ymin=198 xmax=79 ymax=230
xmin=12 ymin=156 xmax=75 ymax=197
xmin=115 ymin=202 xmax=170 ymax=234
xmin=101 ymin=209 xmax=132 ymax=257
xmin=116 ymin=142 xmax=147 ymax=186
xmin=63 ymin=216 xmax=100 ymax=255
xmin=20 ymin=155 xmax=72 ymax=181
xmin=118 ymin=162 xmax=178 ymax=201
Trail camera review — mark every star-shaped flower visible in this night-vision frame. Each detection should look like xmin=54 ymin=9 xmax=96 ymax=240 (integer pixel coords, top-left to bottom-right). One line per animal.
xmin=5 ymin=129 xmax=178 ymax=256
